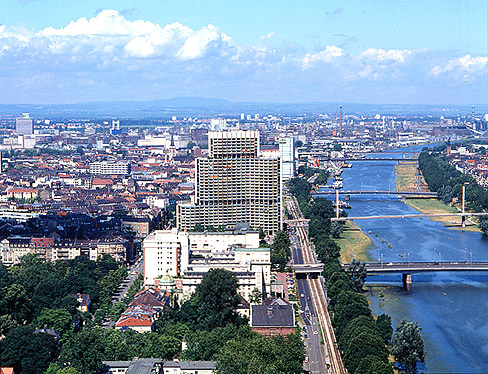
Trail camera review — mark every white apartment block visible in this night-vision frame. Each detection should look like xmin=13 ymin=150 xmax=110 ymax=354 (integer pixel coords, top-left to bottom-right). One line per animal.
xmin=89 ymin=161 xmax=131 ymax=175
xmin=182 ymin=248 xmax=271 ymax=301
xmin=143 ymin=229 xmax=270 ymax=300
xmin=177 ymin=130 xmax=282 ymax=234
xmin=143 ymin=229 xmax=190 ymax=283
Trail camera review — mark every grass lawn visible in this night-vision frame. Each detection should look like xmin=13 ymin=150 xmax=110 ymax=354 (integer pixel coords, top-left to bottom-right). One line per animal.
xmin=404 ymin=198 xmax=481 ymax=232
xmin=335 ymin=221 xmax=373 ymax=263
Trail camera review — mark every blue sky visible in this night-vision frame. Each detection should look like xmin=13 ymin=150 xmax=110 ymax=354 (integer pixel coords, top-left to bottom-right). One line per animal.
xmin=0 ymin=0 xmax=486 ymax=105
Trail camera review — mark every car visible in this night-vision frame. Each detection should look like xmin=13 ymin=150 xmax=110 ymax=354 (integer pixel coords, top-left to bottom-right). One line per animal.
xmin=300 ymin=293 xmax=305 ymax=298
xmin=313 ymin=331 xmax=319 ymax=335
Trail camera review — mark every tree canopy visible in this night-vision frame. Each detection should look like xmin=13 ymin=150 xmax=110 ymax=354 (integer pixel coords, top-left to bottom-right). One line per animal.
xmin=391 ymin=318 xmax=425 ymax=374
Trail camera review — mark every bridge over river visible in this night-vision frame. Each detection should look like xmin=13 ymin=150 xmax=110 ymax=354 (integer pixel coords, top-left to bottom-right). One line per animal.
xmin=342 ymin=261 xmax=488 ymax=291
xmin=294 ymin=261 xmax=488 ymax=291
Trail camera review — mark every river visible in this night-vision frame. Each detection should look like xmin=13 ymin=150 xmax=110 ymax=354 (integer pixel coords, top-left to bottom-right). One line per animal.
xmin=329 ymin=146 xmax=488 ymax=373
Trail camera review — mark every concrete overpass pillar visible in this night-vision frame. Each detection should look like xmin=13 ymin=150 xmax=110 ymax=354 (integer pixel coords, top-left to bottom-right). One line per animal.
xmin=402 ymin=273 xmax=412 ymax=292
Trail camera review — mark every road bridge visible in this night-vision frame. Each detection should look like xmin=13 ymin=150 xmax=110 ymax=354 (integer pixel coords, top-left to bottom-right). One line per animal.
xmin=315 ymin=190 xmax=436 ymax=196
xmin=325 ymin=157 xmax=416 ymax=162
xmin=331 ymin=212 xmax=487 ymax=222
xmin=292 ymin=263 xmax=324 ymax=278
xmin=342 ymin=261 xmax=488 ymax=291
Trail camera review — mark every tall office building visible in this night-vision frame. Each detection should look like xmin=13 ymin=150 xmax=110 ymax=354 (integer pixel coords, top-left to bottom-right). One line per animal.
xmin=16 ymin=113 xmax=33 ymax=135
xmin=279 ymin=137 xmax=295 ymax=180
xmin=177 ymin=130 xmax=282 ymax=234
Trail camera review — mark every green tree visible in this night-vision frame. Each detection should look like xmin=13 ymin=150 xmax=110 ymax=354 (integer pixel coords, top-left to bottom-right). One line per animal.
xmin=343 ymin=332 xmax=389 ymax=373
xmin=479 ymin=215 xmax=488 ymax=235
xmin=355 ymin=355 xmax=393 ymax=374
xmin=216 ymin=331 xmax=305 ymax=374
xmin=271 ymin=230 xmax=291 ymax=271
xmin=0 ymin=326 xmax=58 ymax=374
xmin=179 ymin=269 xmax=243 ymax=330
xmin=58 ymin=329 xmax=105 ymax=374
xmin=376 ymin=314 xmax=393 ymax=344
xmin=249 ymin=288 xmax=263 ymax=304
xmin=331 ymin=222 xmax=344 ymax=238
xmin=346 ymin=259 xmax=367 ymax=292
xmin=37 ymin=308 xmax=73 ymax=336
xmin=391 ymin=318 xmax=425 ymax=374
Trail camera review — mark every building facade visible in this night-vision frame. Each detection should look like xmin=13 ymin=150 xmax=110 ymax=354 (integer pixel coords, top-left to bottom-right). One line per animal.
xmin=142 ymin=228 xmax=270 ymax=300
xmin=177 ymin=130 xmax=282 ymax=234
xmin=89 ymin=161 xmax=131 ymax=176
xmin=279 ymin=137 xmax=295 ymax=180
xmin=16 ymin=113 xmax=33 ymax=135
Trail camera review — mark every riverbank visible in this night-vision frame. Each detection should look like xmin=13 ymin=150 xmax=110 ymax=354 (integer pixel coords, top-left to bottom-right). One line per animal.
xmin=394 ymin=159 xmax=429 ymax=191
xmin=403 ymin=198 xmax=481 ymax=232
xmin=394 ymin=162 xmax=481 ymax=232
xmin=334 ymin=221 xmax=373 ymax=263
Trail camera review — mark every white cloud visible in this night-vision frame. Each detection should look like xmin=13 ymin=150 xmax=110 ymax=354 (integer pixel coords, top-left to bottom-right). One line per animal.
xmin=260 ymin=32 xmax=275 ymax=40
xmin=431 ymin=54 xmax=488 ymax=77
xmin=302 ymin=46 xmax=343 ymax=69
xmin=176 ymin=24 xmax=231 ymax=60
xmin=358 ymin=48 xmax=412 ymax=63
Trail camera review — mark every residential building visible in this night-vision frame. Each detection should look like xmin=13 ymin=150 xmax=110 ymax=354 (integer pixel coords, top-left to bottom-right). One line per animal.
xmin=251 ymin=298 xmax=296 ymax=336
xmin=89 ymin=161 xmax=131 ymax=176
xmin=69 ymin=293 xmax=91 ymax=312
xmin=177 ymin=130 xmax=282 ymax=234
xmin=143 ymin=227 xmax=259 ymax=281
xmin=143 ymin=227 xmax=270 ymax=300
xmin=102 ymin=359 xmax=216 ymax=374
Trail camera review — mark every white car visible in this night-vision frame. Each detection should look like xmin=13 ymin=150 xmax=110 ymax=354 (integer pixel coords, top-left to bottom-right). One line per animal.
xmin=300 ymin=294 xmax=305 ymax=298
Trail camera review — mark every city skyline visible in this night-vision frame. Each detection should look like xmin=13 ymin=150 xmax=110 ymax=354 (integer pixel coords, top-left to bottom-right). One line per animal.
xmin=0 ymin=0 xmax=487 ymax=105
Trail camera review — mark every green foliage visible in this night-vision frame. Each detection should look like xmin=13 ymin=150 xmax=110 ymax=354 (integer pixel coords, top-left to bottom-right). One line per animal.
xmin=479 ymin=215 xmax=488 ymax=235
xmin=271 ymin=230 xmax=291 ymax=271
xmin=346 ymin=259 xmax=367 ymax=292
xmin=249 ymin=287 xmax=263 ymax=304
xmin=343 ymin=332 xmax=389 ymax=373
xmin=216 ymin=331 xmax=305 ymax=374
xmin=331 ymin=222 xmax=344 ymax=238
xmin=391 ymin=318 xmax=425 ymax=374
xmin=181 ymin=324 xmax=245 ymax=361
xmin=288 ymin=177 xmax=312 ymax=202
xmin=58 ymin=328 xmax=182 ymax=374
xmin=0 ymin=326 xmax=58 ymax=374
xmin=37 ymin=308 xmax=73 ymax=336
xmin=177 ymin=268 xmax=244 ymax=331
xmin=355 ymin=355 xmax=393 ymax=374
xmin=376 ymin=314 xmax=394 ymax=344
xmin=419 ymin=148 xmax=488 ymax=215
xmin=333 ymin=301 xmax=372 ymax=338
xmin=338 ymin=315 xmax=377 ymax=351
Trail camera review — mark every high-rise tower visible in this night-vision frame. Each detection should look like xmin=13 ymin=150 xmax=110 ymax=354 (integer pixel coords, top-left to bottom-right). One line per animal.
xmin=16 ymin=113 xmax=33 ymax=135
xmin=177 ymin=130 xmax=282 ymax=234
xmin=279 ymin=137 xmax=295 ymax=180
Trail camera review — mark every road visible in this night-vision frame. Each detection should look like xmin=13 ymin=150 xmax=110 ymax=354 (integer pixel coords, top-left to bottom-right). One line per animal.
xmin=292 ymin=235 xmax=326 ymax=374
xmin=287 ymin=197 xmax=346 ymax=374
xmin=103 ymin=257 xmax=144 ymax=328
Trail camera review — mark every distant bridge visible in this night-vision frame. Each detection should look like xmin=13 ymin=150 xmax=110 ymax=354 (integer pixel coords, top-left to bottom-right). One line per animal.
xmin=315 ymin=190 xmax=436 ymax=196
xmin=331 ymin=212 xmax=487 ymax=221
xmin=325 ymin=157 xmax=416 ymax=162
xmin=341 ymin=261 xmax=488 ymax=291
xmin=342 ymin=261 xmax=488 ymax=274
